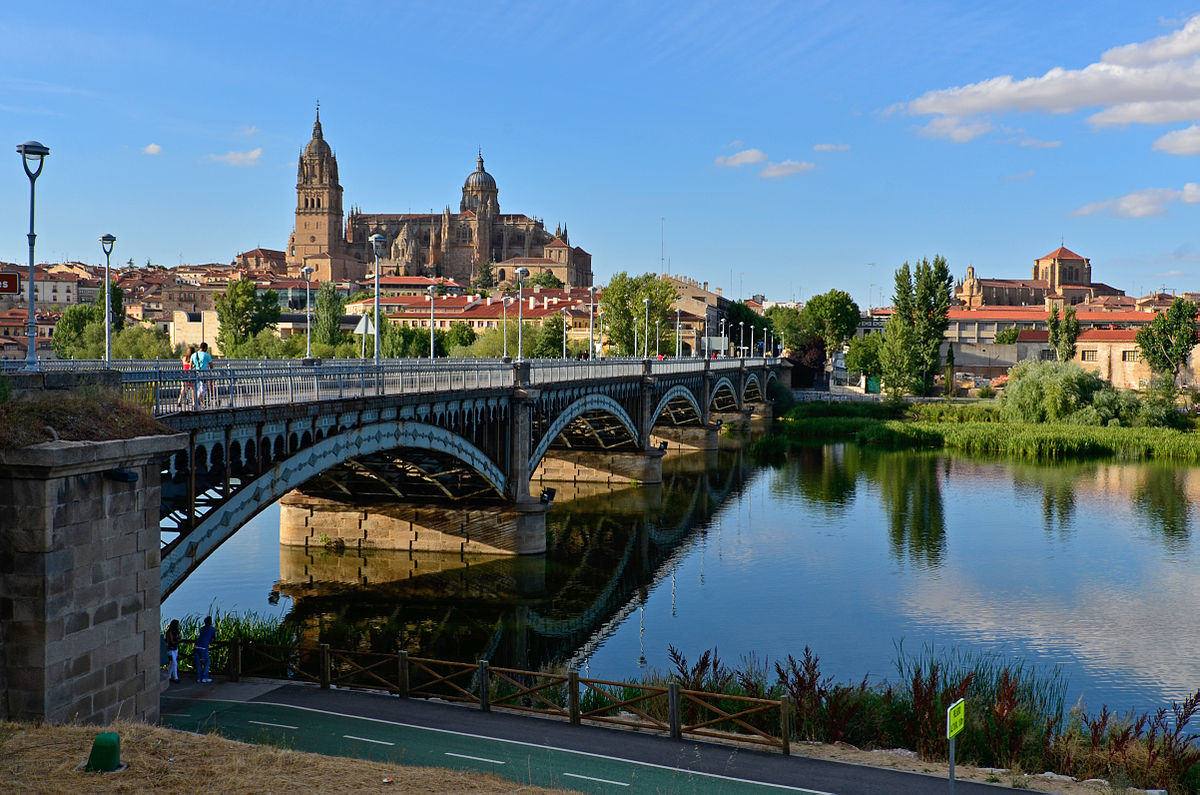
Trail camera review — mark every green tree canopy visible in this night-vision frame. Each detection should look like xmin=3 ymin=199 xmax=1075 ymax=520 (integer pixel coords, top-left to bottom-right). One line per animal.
xmin=887 ymin=256 xmax=953 ymax=395
xmin=1136 ymin=297 xmax=1199 ymax=391
xmin=111 ymin=323 xmax=173 ymax=360
xmin=763 ymin=305 xmax=810 ymax=352
xmin=312 ymin=282 xmax=345 ymax=348
xmin=598 ymin=273 xmax=678 ymax=356
xmin=445 ymin=321 xmax=476 ymax=350
xmin=994 ymin=327 xmax=1020 ymax=345
xmin=472 ymin=261 xmax=496 ymax=289
xmin=723 ymin=301 xmax=767 ymax=355
xmin=215 ymin=277 xmax=280 ymax=352
xmin=879 ymin=314 xmax=917 ymax=400
xmin=95 ymin=282 xmax=125 ymax=333
xmin=845 ymin=332 xmax=883 ymax=378
xmin=803 ymin=289 xmax=860 ymax=354
xmin=52 ymin=303 xmax=100 ymax=359
xmin=528 ymin=270 xmax=563 ymax=289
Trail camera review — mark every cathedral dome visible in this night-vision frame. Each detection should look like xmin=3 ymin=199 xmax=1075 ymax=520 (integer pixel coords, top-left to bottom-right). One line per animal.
xmin=464 ymin=154 xmax=496 ymax=190
xmin=305 ymin=111 xmax=331 ymax=158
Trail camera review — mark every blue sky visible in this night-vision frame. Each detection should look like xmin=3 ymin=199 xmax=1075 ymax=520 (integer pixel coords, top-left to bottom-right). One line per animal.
xmin=5 ymin=1 xmax=1200 ymax=307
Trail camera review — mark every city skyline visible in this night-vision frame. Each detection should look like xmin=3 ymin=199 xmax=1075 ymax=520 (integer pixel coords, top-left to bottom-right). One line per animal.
xmin=5 ymin=2 xmax=1200 ymax=307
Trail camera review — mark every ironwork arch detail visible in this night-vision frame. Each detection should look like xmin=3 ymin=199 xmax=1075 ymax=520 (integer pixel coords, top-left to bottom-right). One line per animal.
xmin=528 ymin=393 xmax=639 ymax=474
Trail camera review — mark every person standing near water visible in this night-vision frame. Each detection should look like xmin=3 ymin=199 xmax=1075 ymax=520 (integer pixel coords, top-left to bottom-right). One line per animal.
xmin=194 ymin=616 xmax=216 ymax=683
xmin=165 ymin=619 xmax=181 ymax=683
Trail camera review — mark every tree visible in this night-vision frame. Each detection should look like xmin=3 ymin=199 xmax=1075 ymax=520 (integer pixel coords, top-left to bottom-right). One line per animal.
xmin=1048 ymin=306 xmax=1080 ymax=362
xmin=472 ymin=261 xmax=496 ymax=289
xmin=598 ymin=273 xmax=677 ymax=355
xmin=887 ymin=256 xmax=953 ymax=394
xmin=111 ymin=323 xmax=173 ymax=359
xmin=803 ymin=289 xmax=860 ymax=355
xmin=763 ymin=305 xmax=808 ymax=352
xmin=312 ymin=282 xmax=345 ymax=348
xmin=530 ymin=313 xmax=566 ymax=358
xmin=52 ymin=303 xmax=100 ymax=359
xmin=845 ymin=332 xmax=883 ymax=378
xmin=879 ymin=314 xmax=917 ymax=400
xmin=1137 ymin=297 xmax=1199 ymax=393
xmin=528 ymin=270 xmax=564 ymax=289
xmin=445 ymin=321 xmax=476 ymax=350
xmin=994 ymin=327 xmax=1020 ymax=345
xmin=724 ymin=301 xmax=767 ymax=355
xmin=215 ymin=277 xmax=281 ymax=352
xmin=95 ymin=282 xmax=125 ymax=334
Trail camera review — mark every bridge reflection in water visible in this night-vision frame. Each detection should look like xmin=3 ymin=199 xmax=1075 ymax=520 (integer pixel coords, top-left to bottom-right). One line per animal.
xmin=274 ymin=448 xmax=751 ymax=671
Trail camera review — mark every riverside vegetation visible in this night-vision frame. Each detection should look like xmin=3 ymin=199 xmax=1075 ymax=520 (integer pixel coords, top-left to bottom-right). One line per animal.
xmin=171 ymin=610 xmax=1200 ymax=791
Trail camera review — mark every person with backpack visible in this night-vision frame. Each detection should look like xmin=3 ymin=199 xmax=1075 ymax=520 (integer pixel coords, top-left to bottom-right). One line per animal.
xmin=190 ymin=342 xmax=213 ymax=405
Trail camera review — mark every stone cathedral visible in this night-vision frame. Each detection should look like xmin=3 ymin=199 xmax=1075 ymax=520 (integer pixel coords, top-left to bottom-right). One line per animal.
xmin=286 ymin=110 xmax=592 ymax=287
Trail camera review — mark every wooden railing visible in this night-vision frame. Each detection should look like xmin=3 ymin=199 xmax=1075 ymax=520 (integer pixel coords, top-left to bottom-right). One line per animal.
xmin=178 ymin=639 xmax=792 ymax=754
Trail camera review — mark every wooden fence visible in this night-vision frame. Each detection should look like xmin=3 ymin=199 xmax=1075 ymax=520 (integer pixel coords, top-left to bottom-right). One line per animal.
xmin=173 ymin=639 xmax=792 ymax=754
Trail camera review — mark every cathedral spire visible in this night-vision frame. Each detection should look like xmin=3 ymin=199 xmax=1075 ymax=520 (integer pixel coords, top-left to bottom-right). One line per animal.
xmin=313 ymin=101 xmax=323 ymax=139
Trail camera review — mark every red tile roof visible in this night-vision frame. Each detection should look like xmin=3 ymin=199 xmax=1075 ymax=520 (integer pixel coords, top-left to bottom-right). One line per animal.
xmin=1040 ymin=246 xmax=1085 ymax=261
xmin=1078 ymin=329 xmax=1138 ymax=341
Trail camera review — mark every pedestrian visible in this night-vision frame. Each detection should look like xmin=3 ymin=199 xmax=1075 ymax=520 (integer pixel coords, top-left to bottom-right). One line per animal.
xmin=190 ymin=342 xmax=213 ymax=405
xmin=165 ymin=619 xmax=182 ymax=682
xmin=194 ymin=615 xmax=216 ymax=683
xmin=177 ymin=346 xmax=195 ymax=408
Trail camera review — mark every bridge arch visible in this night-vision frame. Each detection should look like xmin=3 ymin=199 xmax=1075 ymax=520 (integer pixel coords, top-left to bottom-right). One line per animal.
xmin=650 ymin=384 xmax=704 ymax=429
xmin=162 ymin=419 xmax=506 ymax=599
xmin=528 ymin=393 xmax=639 ymax=474
xmin=710 ymin=376 xmax=740 ymax=412
xmin=742 ymin=372 xmax=764 ymax=403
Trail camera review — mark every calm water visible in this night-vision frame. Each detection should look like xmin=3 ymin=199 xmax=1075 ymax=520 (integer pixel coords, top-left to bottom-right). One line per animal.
xmin=164 ymin=444 xmax=1200 ymax=715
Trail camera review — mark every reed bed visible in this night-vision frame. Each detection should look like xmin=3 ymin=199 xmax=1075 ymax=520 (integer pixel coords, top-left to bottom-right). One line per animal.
xmin=165 ymin=607 xmax=294 ymax=673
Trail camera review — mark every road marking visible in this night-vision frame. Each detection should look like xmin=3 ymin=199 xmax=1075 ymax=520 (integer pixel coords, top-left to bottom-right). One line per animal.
xmin=563 ymin=772 xmax=630 ymax=786
xmin=343 ymin=734 xmax=395 ymax=746
xmin=239 ymin=699 xmax=833 ymax=794
xmin=249 ymin=720 xmax=298 ymax=730
xmin=445 ymin=752 xmax=505 ymax=765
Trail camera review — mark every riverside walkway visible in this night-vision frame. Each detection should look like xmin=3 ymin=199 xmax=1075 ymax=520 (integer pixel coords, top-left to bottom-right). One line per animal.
xmin=161 ymin=678 xmax=1039 ymax=794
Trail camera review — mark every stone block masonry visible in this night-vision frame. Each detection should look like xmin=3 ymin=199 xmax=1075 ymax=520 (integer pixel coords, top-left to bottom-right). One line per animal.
xmin=0 ymin=433 xmax=185 ymax=725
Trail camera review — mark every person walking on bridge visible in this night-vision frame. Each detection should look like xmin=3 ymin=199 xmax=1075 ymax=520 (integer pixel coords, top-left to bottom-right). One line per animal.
xmin=194 ymin=616 xmax=216 ymax=683
xmin=190 ymin=342 xmax=213 ymax=406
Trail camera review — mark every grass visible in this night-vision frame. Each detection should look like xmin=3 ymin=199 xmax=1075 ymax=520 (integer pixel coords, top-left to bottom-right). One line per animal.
xmin=0 ymin=719 xmax=559 ymax=793
xmin=0 ymin=388 xmax=173 ymax=449
xmin=166 ymin=608 xmax=295 ymax=674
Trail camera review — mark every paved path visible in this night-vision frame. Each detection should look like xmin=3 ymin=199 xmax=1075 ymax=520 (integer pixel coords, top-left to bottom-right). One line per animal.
xmin=161 ymin=679 xmax=1036 ymax=793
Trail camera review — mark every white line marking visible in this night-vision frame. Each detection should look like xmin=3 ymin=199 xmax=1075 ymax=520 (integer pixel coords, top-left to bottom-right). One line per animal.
xmin=445 ymin=752 xmax=505 ymax=765
xmin=249 ymin=720 xmax=298 ymax=730
xmin=343 ymin=734 xmax=395 ymax=746
xmin=563 ymin=772 xmax=630 ymax=786
xmin=161 ymin=713 xmax=192 ymax=718
xmin=228 ymin=699 xmax=830 ymax=794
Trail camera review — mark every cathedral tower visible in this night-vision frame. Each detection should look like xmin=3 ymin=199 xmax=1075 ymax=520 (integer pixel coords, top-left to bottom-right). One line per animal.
xmin=288 ymin=108 xmax=345 ymax=269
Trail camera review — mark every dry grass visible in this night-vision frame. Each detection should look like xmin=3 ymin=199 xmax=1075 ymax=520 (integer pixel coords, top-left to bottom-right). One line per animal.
xmin=0 ymin=390 xmax=173 ymax=449
xmin=0 ymin=721 xmax=562 ymax=794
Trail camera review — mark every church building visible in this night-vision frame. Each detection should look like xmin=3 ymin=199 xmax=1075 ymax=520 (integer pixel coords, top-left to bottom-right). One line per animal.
xmin=285 ymin=110 xmax=592 ymax=288
xmin=954 ymin=246 xmax=1123 ymax=309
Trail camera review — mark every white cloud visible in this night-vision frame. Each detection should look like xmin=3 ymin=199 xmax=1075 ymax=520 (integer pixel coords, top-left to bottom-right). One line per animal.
xmin=1003 ymin=170 xmax=1035 ymax=180
xmin=758 ymin=160 xmax=815 ymax=178
xmin=723 ymin=139 xmax=744 ymax=148
xmin=142 ymin=143 xmax=162 ymax=155
xmin=1152 ymin=124 xmax=1200 ymax=154
xmin=237 ymin=125 xmax=259 ymax=136
xmin=917 ymin=116 xmax=992 ymax=143
xmin=207 ymin=147 xmax=263 ymax=167
xmin=1072 ymin=182 xmax=1200 ymax=217
xmin=812 ymin=143 xmax=850 ymax=152
xmin=1102 ymin=15 xmax=1200 ymax=66
xmin=714 ymin=148 xmax=767 ymax=167
xmin=1088 ymin=99 xmax=1200 ymax=126
xmin=1018 ymin=137 xmax=1061 ymax=148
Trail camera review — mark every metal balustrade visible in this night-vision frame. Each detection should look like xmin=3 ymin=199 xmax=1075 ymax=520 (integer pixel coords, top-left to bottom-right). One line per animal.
xmin=4 ymin=355 xmax=778 ymax=416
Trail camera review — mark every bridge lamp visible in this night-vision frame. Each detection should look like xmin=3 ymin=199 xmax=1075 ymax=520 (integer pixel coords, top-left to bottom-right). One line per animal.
xmin=515 ymin=267 xmax=529 ymax=360
xmin=369 ymin=233 xmax=386 ymax=364
xmin=99 ymin=233 xmax=116 ymax=364
xmin=588 ymin=285 xmax=596 ymax=360
xmin=642 ymin=297 xmax=650 ymax=358
xmin=301 ymin=265 xmax=314 ymax=359
xmin=703 ymin=316 xmax=709 ymax=358
xmin=597 ymin=310 xmax=605 ymax=359
xmin=655 ymin=319 xmax=660 ymax=357
xmin=18 ymin=140 xmax=48 ymax=371
xmin=739 ymin=321 xmax=744 ymax=358
xmin=561 ymin=306 xmax=569 ymax=358
xmin=720 ymin=317 xmax=726 ymax=356
xmin=750 ymin=326 xmax=755 ymax=359
xmin=427 ymin=283 xmax=436 ymax=359
xmin=502 ymin=296 xmax=509 ymax=358
xmin=675 ymin=306 xmax=681 ymax=358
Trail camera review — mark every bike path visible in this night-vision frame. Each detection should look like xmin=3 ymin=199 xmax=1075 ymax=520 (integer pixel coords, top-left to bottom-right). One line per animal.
xmin=161 ymin=681 xmax=1035 ymax=794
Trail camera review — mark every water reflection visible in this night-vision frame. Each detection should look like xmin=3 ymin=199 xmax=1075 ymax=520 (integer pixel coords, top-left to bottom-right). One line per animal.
xmin=1133 ymin=465 xmax=1192 ymax=549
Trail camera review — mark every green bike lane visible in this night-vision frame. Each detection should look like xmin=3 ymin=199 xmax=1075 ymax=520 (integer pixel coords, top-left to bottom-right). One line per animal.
xmin=160 ymin=694 xmax=827 ymax=793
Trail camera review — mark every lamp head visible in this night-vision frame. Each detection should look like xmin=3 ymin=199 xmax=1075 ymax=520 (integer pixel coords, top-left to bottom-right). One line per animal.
xmin=515 ymin=267 xmax=529 ymax=280
xmin=99 ymin=233 xmax=116 ymax=255
xmin=17 ymin=141 xmax=49 ymax=161
xmin=368 ymin=233 xmax=386 ymax=256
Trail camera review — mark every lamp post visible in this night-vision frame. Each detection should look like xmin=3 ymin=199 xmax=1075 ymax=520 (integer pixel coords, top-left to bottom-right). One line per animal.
xmin=588 ymin=285 xmax=596 ymax=360
xmin=739 ymin=321 xmax=745 ymax=358
xmin=502 ymin=297 xmax=509 ymax=358
xmin=655 ymin=319 xmax=661 ymax=357
xmin=369 ymin=234 xmax=385 ymax=364
xmin=703 ymin=315 xmax=709 ymax=358
xmin=301 ymin=266 xmax=313 ymax=359
xmin=17 ymin=141 xmax=48 ymax=371
xmin=675 ymin=306 xmax=681 ymax=357
xmin=427 ymin=284 xmax=436 ymax=359
xmin=515 ymin=267 xmax=529 ymax=359
xmin=720 ymin=318 xmax=726 ymax=356
xmin=597 ymin=311 xmax=605 ymax=359
xmin=751 ymin=326 xmax=755 ymax=359
xmin=99 ymin=233 xmax=116 ymax=364
xmin=561 ymin=307 xmax=569 ymax=358
xmin=642 ymin=297 xmax=650 ymax=358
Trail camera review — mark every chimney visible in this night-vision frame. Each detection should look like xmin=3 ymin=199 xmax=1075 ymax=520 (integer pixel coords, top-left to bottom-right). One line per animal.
xmin=702 ymin=281 xmax=708 ymax=291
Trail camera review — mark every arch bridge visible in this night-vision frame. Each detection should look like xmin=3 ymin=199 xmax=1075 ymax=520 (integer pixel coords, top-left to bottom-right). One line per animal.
xmin=113 ymin=356 xmax=786 ymax=597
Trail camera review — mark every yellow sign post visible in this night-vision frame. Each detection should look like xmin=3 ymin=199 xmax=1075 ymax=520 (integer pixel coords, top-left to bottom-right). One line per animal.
xmin=947 ymin=698 xmax=965 ymax=792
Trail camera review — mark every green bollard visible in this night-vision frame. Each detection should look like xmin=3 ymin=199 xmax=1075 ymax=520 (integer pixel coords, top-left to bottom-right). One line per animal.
xmin=84 ymin=732 xmax=122 ymax=772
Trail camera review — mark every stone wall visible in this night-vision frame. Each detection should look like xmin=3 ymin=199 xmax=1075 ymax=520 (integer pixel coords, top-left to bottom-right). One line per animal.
xmin=0 ymin=433 xmax=184 ymax=725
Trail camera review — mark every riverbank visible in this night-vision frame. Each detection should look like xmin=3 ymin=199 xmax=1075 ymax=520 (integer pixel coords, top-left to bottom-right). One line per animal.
xmin=757 ymin=401 xmax=1200 ymax=461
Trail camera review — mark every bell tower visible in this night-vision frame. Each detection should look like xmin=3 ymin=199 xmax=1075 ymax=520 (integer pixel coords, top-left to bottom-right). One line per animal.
xmin=288 ymin=106 xmax=344 ymax=268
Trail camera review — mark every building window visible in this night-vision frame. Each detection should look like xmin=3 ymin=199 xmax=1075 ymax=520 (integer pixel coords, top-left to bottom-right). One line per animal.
xmin=1122 ymin=350 xmax=1139 ymax=362
xmin=1081 ymin=350 xmax=1097 ymax=362
xmin=1039 ymin=349 xmax=1057 ymax=361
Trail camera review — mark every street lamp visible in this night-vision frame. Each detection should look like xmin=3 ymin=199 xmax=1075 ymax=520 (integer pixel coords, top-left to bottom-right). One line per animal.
xmin=720 ymin=318 xmax=726 ymax=356
xmin=427 ymin=284 xmax=436 ymax=359
xmin=561 ymin=307 xmax=569 ymax=358
xmin=739 ymin=321 xmax=744 ymax=357
xmin=750 ymin=326 xmax=755 ymax=359
xmin=675 ymin=306 xmax=681 ymax=357
xmin=642 ymin=297 xmax=650 ymax=358
xmin=502 ymin=296 xmax=510 ymax=358
xmin=99 ymin=233 xmax=116 ymax=364
xmin=588 ymin=285 xmax=596 ymax=360
xmin=703 ymin=316 xmax=709 ymax=358
xmin=655 ymin=319 xmax=661 ymax=357
xmin=515 ymin=267 xmax=529 ymax=359
xmin=369 ymin=234 xmax=385 ymax=364
xmin=17 ymin=141 xmax=48 ymax=371
xmin=597 ymin=311 xmax=605 ymax=359
xmin=301 ymin=266 xmax=313 ymax=359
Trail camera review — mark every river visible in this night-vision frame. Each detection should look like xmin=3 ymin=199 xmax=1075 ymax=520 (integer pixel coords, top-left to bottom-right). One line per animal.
xmin=164 ymin=442 xmax=1200 ymax=716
